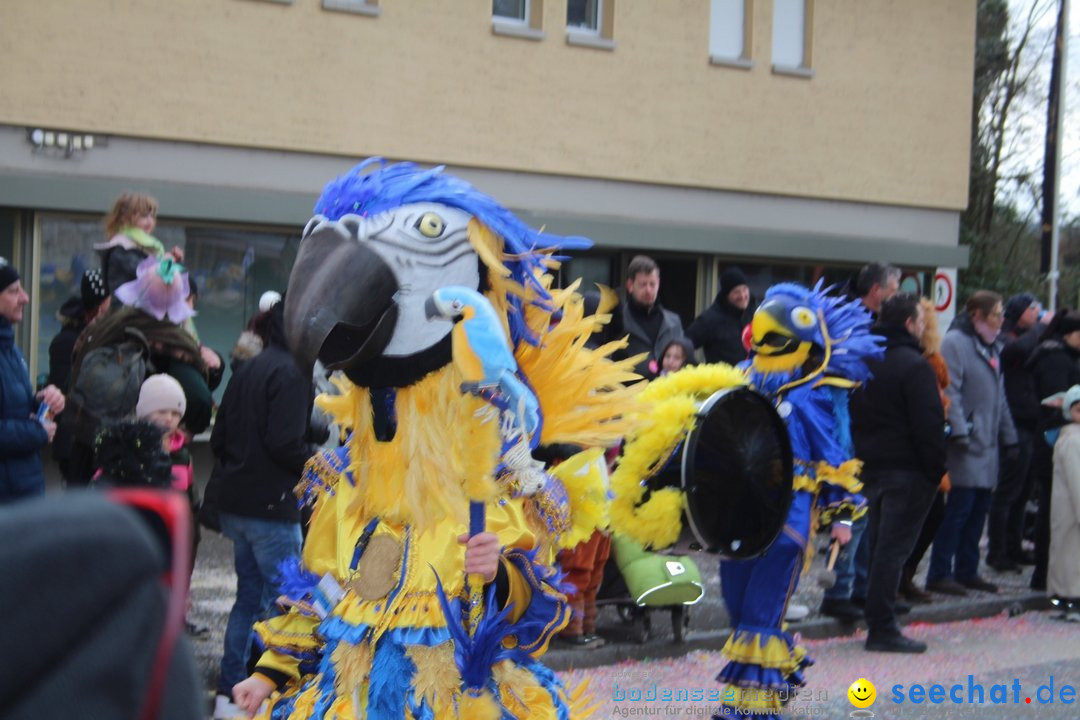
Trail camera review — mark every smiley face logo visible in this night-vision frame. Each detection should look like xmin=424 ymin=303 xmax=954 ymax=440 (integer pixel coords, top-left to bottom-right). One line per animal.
xmin=848 ymin=678 xmax=876 ymax=708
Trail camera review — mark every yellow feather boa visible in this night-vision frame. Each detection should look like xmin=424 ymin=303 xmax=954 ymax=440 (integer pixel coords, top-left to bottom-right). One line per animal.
xmin=609 ymin=364 xmax=748 ymax=549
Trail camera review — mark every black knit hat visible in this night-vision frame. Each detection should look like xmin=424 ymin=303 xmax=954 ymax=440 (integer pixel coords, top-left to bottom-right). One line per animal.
xmin=92 ymin=420 xmax=174 ymax=489
xmin=0 ymin=256 xmax=20 ymax=291
xmin=720 ymin=266 xmax=748 ymax=297
xmin=1004 ymin=292 xmax=1038 ymax=325
xmin=81 ymin=268 xmax=109 ymax=312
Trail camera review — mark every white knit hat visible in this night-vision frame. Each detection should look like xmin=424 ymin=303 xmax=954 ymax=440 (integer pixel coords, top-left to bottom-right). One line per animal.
xmin=259 ymin=290 xmax=282 ymax=313
xmin=1063 ymin=385 xmax=1080 ymax=422
xmin=136 ymin=374 xmax=187 ymax=419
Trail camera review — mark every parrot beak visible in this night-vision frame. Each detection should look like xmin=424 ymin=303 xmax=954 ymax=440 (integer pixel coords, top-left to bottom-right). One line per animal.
xmin=423 ymin=295 xmax=441 ymax=321
xmin=284 ymin=224 xmax=400 ymax=375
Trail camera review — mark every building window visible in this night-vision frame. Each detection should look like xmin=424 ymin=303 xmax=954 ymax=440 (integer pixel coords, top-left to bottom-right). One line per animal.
xmin=322 ymin=0 xmax=380 ymax=17
xmin=771 ymin=0 xmax=813 ymax=76
xmin=567 ymin=0 xmax=598 ymax=31
xmin=493 ymin=0 xmax=545 ymax=40
xmin=566 ymin=0 xmax=614 ymax=49
xmin=494 ymin=0 xmax=528 ymax=22
xmin=709 ymin=0 xmax=752 ymax=69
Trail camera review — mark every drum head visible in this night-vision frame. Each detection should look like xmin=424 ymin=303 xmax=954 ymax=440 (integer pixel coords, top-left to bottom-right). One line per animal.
xmin=681 ymin=387 xmax=793 ymax=558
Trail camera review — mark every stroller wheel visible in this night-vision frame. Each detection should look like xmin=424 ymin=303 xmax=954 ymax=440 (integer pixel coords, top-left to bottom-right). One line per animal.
xmin=631 ymin=612 xmax=651 ymax=644
xmin=672 ymin=605 xmax=689 ymax=643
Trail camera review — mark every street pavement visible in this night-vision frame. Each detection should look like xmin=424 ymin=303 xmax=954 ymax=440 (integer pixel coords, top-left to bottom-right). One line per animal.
xmin=188 ymin=528 xmax=1065 ymax=719
xmin=566 ymin=611 xmax=1080 ymax=719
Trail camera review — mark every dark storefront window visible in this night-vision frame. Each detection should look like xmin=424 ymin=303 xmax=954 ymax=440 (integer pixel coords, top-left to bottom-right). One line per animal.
xmin=36 ymin=214 xmax=300 ymax=398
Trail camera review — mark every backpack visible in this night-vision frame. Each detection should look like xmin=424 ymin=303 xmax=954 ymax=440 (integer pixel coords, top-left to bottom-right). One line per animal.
xmin=64 ymin=327 xmax=151 ymax=446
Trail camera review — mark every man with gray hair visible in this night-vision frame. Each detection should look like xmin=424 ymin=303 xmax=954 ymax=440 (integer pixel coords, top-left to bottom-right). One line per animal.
xmin=855 ymin=262 xmax=902 ymax=316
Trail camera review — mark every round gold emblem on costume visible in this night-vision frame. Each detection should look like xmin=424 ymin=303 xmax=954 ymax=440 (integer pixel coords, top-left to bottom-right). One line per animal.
xmin=348 ymin=534 xmax=404 ymax=601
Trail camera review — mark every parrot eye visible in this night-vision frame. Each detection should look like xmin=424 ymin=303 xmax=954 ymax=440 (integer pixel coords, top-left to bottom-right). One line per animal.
xmin=451 ymin=300 xmax=463 ymax=311
xmin=415 ymin=212 xmax=446 ymax=239
xmin=790 ymin=306 xmax=816 ymax=330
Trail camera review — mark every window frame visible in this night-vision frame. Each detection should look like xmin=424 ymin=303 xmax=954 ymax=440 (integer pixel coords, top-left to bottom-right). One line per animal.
xmin=566 ymin=0 xmax=615 ymax=50
xmin=770 ymin=0 xmax=814 ymax=78
xmin=708 ymin=0 xmax=754 ymax=70
xmin=322 ymin=0 xmax=380 ymax=17
xmin=493 ymin=0 xmax=546 ymax=40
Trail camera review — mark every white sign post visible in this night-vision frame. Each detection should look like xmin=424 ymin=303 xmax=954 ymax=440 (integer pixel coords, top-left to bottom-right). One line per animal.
xmin=933 ymin=268 xmax=957 ymax=329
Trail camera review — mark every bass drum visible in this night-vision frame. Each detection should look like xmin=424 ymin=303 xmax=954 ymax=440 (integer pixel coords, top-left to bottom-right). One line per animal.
xmin=678 ymin=386 xmax=793 ymax=559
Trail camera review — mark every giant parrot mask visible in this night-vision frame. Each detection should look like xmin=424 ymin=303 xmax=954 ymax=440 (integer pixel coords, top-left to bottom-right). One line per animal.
xmin=285 ymin=158 xmax=589 ymax=389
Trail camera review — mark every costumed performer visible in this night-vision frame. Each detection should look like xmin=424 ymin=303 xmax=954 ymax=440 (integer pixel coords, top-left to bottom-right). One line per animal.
xmin=230 ymin=159 xmax=641 ymax=720
xmin=717 ymin=281 xmax=882 ymax=715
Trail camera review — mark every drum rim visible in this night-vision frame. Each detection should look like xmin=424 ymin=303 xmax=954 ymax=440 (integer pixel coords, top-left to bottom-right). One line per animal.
xmin=680 ymin=386 xmax=794 ymax=557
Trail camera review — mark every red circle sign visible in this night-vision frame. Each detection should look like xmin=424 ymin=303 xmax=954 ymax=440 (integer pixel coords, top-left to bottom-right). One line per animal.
xmin=933 ymin=272 xmax=953 ymax=312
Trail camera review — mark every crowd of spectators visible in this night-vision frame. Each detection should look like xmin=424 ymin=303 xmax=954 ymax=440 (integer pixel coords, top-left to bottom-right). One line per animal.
xmin=2 ymin=196 xmax=1079 ymax=718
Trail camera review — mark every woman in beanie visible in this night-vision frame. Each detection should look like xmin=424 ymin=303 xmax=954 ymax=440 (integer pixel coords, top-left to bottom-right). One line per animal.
xmin=685 ymin=266 xmax=755 ymax=365
xmin=0 ymin=257 xmax=65 ymax=502
xmin=47 ymin=268 xmax=111 ymax=393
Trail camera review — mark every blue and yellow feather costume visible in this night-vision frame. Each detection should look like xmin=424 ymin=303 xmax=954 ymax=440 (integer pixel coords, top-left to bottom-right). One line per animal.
xmin=250 ymin=161 xmax=641 ymax=720
xmin=716 ymin=281 xmax=882 ymax=715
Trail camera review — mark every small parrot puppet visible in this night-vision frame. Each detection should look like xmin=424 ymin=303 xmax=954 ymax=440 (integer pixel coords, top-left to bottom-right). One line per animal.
xmin=425 ymin=285 xmax=540 ymax=442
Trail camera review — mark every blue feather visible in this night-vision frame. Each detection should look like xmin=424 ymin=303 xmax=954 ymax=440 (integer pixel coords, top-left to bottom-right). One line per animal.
xmin=275 ymin=556 xmax=320 ymax=602
xmin=432 ymin=569 xmax=542 ymax=691
xmin=368 ymin=637 xmax=415 ymax=719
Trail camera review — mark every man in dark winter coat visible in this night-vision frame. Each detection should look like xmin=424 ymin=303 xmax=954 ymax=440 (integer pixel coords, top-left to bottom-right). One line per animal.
xmin=988 ymin=293 xmax=1050 ymax=571
xmin=685 ymin=266 xmax=754 ymax=365
xmin=0 ymin=258 xmax=64 ymax=502
xmin=821 ymin=261 xmax=901 ymax=622
xmin=609 ymin=255 xmax=684 ymax=378
xmin=210 ymin=300 xmax=318 ymax=717
xmin=1026 ymin=309 xmax=1080 ymax=590
xmin=851 ymin=293 xmax=946 ymax=653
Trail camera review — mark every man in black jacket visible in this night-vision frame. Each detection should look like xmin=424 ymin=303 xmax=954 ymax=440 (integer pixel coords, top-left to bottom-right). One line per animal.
xmin=610 ymin=255 xmax=684 ymax=378
xmin=851 ymin=293 xmax=946 ymax=653
xmin=988 ymin=293 xmax=1049 ymax=571
xmin=211 ymin=301 xmax=318 ymax=717
xmin=685 ymin=266 xmax=754 ymax=365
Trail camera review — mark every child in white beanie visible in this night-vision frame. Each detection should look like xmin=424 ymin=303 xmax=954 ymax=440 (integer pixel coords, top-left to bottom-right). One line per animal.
xmin=136 ymin=373 xmax=192 ymax=491
xmin=136 ymin=373 xmax=208 ymax=636
xmin=1050 ymin=385 xmax=1080 ymax=621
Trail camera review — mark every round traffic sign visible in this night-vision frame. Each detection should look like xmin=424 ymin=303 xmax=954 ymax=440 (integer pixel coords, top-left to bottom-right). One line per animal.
xmin=933 ymin=272 xmax=953 ymax=312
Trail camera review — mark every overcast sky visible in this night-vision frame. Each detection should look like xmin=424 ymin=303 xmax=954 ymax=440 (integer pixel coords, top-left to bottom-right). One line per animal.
xmin=1001 ymin=0 xmax=1080 ymax=217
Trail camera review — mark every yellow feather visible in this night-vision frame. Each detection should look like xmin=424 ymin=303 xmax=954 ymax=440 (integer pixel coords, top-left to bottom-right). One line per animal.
xmin=548 ymin=447 xmax=610 ymax=549
xmin=609 ymin=364 xmax=748 ymax=549
xmin=458 ymin=689 xmax=503 ymax=720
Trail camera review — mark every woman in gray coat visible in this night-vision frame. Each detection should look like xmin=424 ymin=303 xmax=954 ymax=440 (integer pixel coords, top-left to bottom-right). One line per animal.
xmin=926 ymin=291 xmax=1018 ymax=595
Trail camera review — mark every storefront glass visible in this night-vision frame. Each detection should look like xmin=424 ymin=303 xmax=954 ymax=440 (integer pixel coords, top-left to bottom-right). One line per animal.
xmin=36 ymin=214 xmax=300 ymax=398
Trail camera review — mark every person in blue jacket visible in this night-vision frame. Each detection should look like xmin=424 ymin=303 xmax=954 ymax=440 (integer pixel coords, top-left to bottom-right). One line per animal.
xmin=0 ymin=258 xmax=65 ymax=502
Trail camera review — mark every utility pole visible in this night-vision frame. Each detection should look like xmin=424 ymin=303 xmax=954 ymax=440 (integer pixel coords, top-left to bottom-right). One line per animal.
xmin=1041 ymin=0 xmax=1069 ymax=311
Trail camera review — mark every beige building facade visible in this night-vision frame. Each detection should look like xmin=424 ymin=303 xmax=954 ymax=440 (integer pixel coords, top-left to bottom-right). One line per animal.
xmin=0 ymin=0 xmax=975 ymax=381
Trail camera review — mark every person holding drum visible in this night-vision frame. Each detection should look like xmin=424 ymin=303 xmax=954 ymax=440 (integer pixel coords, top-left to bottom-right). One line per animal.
xmin=716 ymin=281 xmax=883 ymax=716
